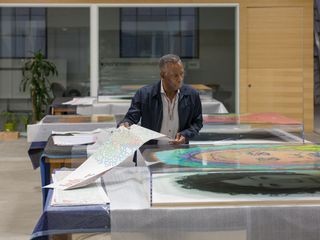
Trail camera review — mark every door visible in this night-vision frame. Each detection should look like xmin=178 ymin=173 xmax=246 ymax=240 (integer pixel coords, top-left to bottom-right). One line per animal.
xmin=247 ymin=7 xmax=304 ymax=122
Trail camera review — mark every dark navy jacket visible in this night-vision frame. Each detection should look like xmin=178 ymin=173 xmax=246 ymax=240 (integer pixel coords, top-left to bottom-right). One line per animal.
xmin=119 ymin=81 xmax=203 ymax=142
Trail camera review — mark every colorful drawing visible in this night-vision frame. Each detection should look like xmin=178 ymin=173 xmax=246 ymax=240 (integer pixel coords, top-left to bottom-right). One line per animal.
xmin=150 ymin=144 xmax=320 ymax=170
xmin=47 ymin=125 xmax=167 ymax=190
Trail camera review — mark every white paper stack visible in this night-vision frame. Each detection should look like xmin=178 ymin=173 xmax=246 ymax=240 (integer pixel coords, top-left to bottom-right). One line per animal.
xmin=62 ymin=97 xmax=96 ymax=105
xmin=51 ymin=171 xmax=110 ymax=206
xmin=52 ymin=134 xmax=97 ymax=146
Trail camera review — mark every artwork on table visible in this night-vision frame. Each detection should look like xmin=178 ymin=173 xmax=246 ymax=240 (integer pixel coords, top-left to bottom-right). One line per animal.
xmin=203 ymin=112 xmax=301 ymax=125
xmin=46 ymin=125 xmax=169 ymax=190
xmin=151 ymin=170 xmax=320 ymax=206
xmin=147 ymin=144 xmax=320 ymax=171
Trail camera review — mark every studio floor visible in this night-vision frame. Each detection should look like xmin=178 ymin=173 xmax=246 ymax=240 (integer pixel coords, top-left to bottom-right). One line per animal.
xmin=0 ymin=138 xmax=41 ymax=240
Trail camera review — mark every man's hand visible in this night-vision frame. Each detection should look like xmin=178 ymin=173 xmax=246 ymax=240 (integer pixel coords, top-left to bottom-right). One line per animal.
xmin=120 ymin=122 xmax=130 ymax=128
xmin=170 ymin=133 xmax=186 ymax=145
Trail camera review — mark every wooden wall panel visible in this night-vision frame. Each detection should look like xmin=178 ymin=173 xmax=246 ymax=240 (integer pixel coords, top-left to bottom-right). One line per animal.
xmin=247 ymin=7 xmax=306 ymax=125
xmin=247 ymin=69 xmax=304 ymax=121
xmin=303 ymin=5 xmax=314 ymax=132
xmin=247 ymin=7 xmax=303 ymax=69
xmin=239 ymin=2 xmax=248 ymax=113
xmin=247 ymin=0 xmax=312 ymax=7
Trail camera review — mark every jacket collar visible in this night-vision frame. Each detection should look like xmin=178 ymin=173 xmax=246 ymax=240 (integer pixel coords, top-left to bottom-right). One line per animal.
xmin=152 ymin=80 xmax=191 ymax=99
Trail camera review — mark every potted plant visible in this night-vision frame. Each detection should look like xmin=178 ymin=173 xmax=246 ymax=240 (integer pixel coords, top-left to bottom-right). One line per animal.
xmin=1 ymin=111 xmax=17 ymax=132
xmin=19 ymin=113 xmax=31 ymax=132
xmin=20 ymin=50 xmax=58 ymax=123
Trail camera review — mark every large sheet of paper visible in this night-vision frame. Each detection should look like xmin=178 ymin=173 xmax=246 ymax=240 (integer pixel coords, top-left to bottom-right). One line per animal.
xmin=151 ymin=171 xmax=320 ymax=207
xmin=46 ymin=125 xmax=167 ymax=190
xmin=51 ymin=171 xmax=110 ymax=206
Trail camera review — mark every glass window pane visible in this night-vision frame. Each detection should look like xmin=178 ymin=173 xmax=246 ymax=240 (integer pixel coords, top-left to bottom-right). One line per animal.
xmin=15 ymin=35 xmax=28 ymax=57
xmin=0 ymin=7 xmax=46 ymax=58
xmin=167 ymin=8 xmax=179 ymax=16
xmin=31 ymin=8 xmax=45 ymax=16
xmin=122 ymin=8 xmax=136 ymax=16
xmin=15 ymin=8 xmax=29 ymax=16
xmin=181 ymin=15 xmax=195 ymax=35
xmin=181 ymin=36 xmax=194 ymax=57
xmin=0 ymin=36 xmax=14 ymax=57
xmin=137 ymin=8 xmax=151 ymax=16
xmin=137 ymin=34 xmax=152 ymax=57
xmin=0 ymin=6 xmax=90 ymax=107
xmin=16 ymin=15 xmax=29 ymax=36
xmin=99 ymin=7 xmax=236 ymax=113
xmin=120 ymin=7 xmax=198 ymax=58
xmin=47 ymin=8 xmax=90 ymax=96
xmin=121 ymin=37 xmax=137 ymax=57
xmin=152 ymin=8 xmax=166 ymax=16
xmin=31 ymin=15 xmax=46 ymax=37
xmin=181 ymin=8 xmax=196 ymax=15
xmin=1 ymin=9 xmax=15 ymax=36
xmin=167 ymin=16 xmax=179 ymax=32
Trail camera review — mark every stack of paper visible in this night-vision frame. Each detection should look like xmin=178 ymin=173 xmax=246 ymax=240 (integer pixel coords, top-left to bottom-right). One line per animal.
xmin=51 ymin=171 xmax=110 ymax=206
xmin=62 ymin=97 xmax=96 ymax=105
xmin=52 ymin=134 xmax=97 ymax=146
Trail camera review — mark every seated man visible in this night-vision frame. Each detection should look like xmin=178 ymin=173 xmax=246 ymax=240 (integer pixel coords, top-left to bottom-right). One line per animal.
xmin=119 ymin=54 xmax=203 ymax=144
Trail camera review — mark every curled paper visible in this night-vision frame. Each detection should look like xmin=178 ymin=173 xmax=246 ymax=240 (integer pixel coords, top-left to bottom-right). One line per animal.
xmin=45 ymin=125 xmax=169 ymax=190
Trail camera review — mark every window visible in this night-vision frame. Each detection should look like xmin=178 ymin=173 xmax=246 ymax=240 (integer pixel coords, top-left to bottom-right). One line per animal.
xmin=120 ymin=7 xmax=198 ymax=58
xmin=0 ymin=7 xmax=46 ymax=58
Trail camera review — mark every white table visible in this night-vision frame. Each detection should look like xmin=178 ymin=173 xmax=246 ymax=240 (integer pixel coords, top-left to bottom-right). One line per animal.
xmin=76 ymin=98 xmax=228 ymax=115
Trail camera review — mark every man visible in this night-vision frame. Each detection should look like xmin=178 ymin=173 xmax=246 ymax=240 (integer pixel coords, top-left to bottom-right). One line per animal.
xmin=119 ymin=54 xmax=203 ymax=144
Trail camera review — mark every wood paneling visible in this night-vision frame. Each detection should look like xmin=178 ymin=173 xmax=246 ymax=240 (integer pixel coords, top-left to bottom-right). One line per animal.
xmin=247 ymin=7 xmax=308 ymax=126
xmin=302 ymin=5 xmax=314 ymax=132
xmin=247 ymin=7 xmax=303 ymax=69
xmin=247 ymin=69 xmax=304 ymax=121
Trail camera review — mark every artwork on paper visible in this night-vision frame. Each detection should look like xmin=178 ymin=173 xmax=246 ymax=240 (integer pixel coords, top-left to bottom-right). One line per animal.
xmin=151 ymin=170 xmax=320 ymax=206
xmin=147 ymin=144 xmax=320 ymax=171
xmin=203 ymin=112 xmax=301 ymax=125
xmin=46 ymin=125 xmax=168 ymax=190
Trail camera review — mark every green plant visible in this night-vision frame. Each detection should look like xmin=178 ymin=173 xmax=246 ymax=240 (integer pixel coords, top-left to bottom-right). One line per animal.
xmin=20 ymin=50 xmax=58 ymax=123
xmin=19 ymin=113 xmax=31 ymax=132
xmin=1 ymin=111 xmax=18 ymax=132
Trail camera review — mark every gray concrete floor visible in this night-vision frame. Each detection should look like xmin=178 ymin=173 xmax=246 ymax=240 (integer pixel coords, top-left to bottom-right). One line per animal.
xmin=0 ymin=137 xmax=42 ymax=240
xmin=0 ymin=130 xmax=319 ymax=240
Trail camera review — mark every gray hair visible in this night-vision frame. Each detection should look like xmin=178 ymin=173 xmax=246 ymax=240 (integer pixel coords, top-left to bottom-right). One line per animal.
xmin=159 ymin=54 xmax=182 ymax=71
